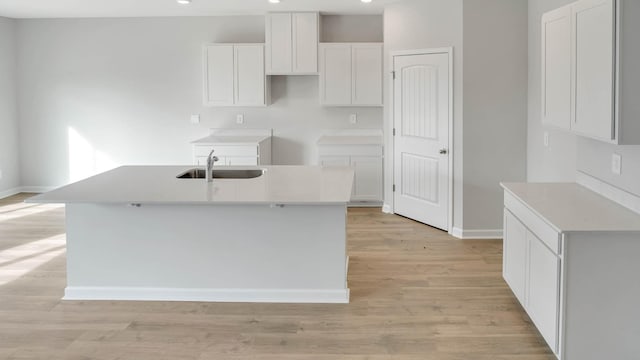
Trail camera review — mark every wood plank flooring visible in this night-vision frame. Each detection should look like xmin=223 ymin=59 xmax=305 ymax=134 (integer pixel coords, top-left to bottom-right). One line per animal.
xmin=0 ymin=193 xmax=554 ymax=359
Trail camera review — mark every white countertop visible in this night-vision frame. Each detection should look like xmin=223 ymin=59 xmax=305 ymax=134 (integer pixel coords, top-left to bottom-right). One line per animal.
xmin=317 ymin=135 xmax=383 ymax=146
xmin=27 ymin=166 xmax=354 ymax=205
xmin=192 ymin=135 xmax=270 ymax=145
xmin=501 ymin=182 xmax=640 ymax=232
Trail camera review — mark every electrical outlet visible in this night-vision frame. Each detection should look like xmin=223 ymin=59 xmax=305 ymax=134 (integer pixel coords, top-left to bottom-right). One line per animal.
xmin=236 ymin=114 xmax=244 ymax=124
xmin=349 ymin=114 xmax=357 ymax=124
xmin=190 ymin=114 xmax=200 ymax=124
xmin=543 ymin=131 xmax=549 ymax=147
xmin=612 ymin=153 xmax=622 ymax=175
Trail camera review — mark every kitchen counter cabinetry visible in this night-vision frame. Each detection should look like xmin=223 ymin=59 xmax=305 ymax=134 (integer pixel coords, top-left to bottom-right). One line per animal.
xmin=501 ymin=182 xmax=640 ymax=360
xmin=191 ymin=129 xmax=272 ymax=166
xmin=318 ymin=133 xmax=383 ymax=204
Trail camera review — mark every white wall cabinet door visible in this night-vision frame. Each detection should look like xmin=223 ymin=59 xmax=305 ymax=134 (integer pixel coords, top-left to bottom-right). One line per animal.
xmin=351 ymin=156 xmax=383 ymax=202
xmin=503 ymin=210 xmax=528 ymax=306
xmin=319 ymin=44 xmax=352 ymax=106
xmin=571 ymin=0 xmax=615 ymax=141
xmin=266 ymin=13 xmax=293 ymax=74
xmin=292 ymin=13 xmax=319 ymax=74
xmin=266 ymin=12 xmax=318 ymax=75
xmin=204 ymin=45 xmax=234 ymax=106
xmin=319 ymin=156 xmax=350 ymax=167
xmin=541 ymin=5 xmax=571 ymax=130
xmin=234 ymin=45 xmax=266 ymax=106
xmin=204 ymin=44 xmax=267 ymax=107
xmin=319 ymin=43 xmax=383 ymax=107
xmin=352 ymin=44 xmax=383 ymax=106
xmin=527 ymin=230 xmax=560 ymax=354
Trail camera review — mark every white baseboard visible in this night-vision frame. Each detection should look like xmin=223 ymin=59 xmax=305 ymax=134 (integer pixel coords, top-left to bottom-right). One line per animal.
xmin=381 ymin=203 xmax=392 ymax=213
xmin=0 ymin=187 xmax=22 ymax=200
xmin=0 ymin=186 xmax=58 ymax=200
xmin=451 ymin=227 xmax=503 ymax=240
xmin=64 ymin=286 xmax=350 ymax=304
xmin=19 ymin=186 xmax=57 ymax=193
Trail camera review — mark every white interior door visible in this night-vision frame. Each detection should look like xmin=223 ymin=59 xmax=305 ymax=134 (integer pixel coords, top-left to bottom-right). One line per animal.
xmin=393 ymin=51 xmax=450 ymax=231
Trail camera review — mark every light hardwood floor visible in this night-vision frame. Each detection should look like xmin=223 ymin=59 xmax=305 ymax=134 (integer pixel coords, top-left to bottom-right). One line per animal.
xmin=0 ymin=193 xmax=554 ymax=360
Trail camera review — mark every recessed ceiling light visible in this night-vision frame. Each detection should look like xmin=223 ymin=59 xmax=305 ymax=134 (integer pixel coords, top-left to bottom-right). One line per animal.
xmin=176 ymin=0 xmax=191 ymax=5
xmin=361 ymin=0 xmax=372 ymax=3
xmin=269 ymin=0 xmax=281 ymax=3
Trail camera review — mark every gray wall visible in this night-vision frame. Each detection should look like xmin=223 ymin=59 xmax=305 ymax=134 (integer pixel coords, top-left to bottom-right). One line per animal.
xmin=383 ymin=0 xmax=465 ymax=229
xmin=462 ymin=0 xmax=528 ymax=230
xmin=384 ymin=0 xmax=528 ymax=232
xmin=0 ymin=17 xmax=20 ymax=194
xmin=528 ymin=0 xmax=640 ymax=196
xmin=16 ymin=16 xmax=383 ymax=188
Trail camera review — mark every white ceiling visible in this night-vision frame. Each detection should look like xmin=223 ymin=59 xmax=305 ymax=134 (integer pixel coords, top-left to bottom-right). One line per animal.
xmin=0 ymin=0 xmax=399 ymax=19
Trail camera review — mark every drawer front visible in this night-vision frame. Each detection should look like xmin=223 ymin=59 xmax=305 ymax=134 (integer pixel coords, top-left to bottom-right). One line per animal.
xmin=504 ymin=191 xmax=561 ymax=255
xmin=318 ymin=145 xmax=383 ymax=157
xmin=194 ymin=145 xmax=258 ymax=157
xmin=225 ymin=157 xmax=258 ymax=166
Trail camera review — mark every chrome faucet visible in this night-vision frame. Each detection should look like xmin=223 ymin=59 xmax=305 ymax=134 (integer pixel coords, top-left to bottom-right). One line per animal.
xmin=205 ymin=150 xmax=219 ymax=183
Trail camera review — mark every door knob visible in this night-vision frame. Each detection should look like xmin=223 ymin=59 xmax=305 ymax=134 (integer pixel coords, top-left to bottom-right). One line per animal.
xmin=439 ymin=149 xmax=448 ymax=155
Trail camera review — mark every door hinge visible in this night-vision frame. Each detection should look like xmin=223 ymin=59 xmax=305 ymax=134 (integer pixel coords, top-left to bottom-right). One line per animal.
xmin=393 ymin=184 xmax=396 ymax=192
xmin=393 ymin=128 xmax=396 ymax=136
xmin=392 ymin=71 xmax=396 ymax=80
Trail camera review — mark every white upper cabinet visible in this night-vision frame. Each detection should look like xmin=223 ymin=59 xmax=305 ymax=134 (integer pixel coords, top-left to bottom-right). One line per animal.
xmin=541 ymin=5 xmax=571 ymax=130
xmin=319 ymin=43 xmax=383 ymax=107
xmin=571 ymin=0 xmax=615 ymax=141
xmin=319 ymin=44 xmax=352 ymax=105
xmin=541 ymin=0 xmax=640 ymax=144
xmin=203 ymin=44 xmax=268 ymax=107
xmin=266 ymin=12 xmax=319 ymax=75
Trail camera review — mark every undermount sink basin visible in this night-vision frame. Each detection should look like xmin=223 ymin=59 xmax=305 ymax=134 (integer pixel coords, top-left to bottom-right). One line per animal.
xmin=176 ymin=168 xmax=264 ymax=179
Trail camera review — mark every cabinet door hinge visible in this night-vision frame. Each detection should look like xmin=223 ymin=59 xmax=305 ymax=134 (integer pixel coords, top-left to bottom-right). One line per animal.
xmin=392 ymin=71 xmax=396 ymax=80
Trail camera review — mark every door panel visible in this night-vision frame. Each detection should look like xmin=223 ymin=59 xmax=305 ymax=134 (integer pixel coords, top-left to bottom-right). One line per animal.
xmin=292 ymin=13 xmax=318 ymax=73
xmin=204 ymin=45 xmax=234 ymax=106
xmin=503 ymin=210 xmax=528 ymax=305
xmin=572 ymin=0 xmax=615 ymax=140
xmin=352 ymin=44 xmax=383 ymax=106
xmin=234 ymin=45 xmax=265 ymax=106
xmin=352 ymin=156 xmax=383 ymax=202
xmin=541 ymin=5 xmax=571 ymax=129
xmin=266 ymin=13 xmax=292 ymax=74
xmin=319 ymin=44 xmax=352 ymax=105
xmin=393 ymin=52 xmax=450 ymax=230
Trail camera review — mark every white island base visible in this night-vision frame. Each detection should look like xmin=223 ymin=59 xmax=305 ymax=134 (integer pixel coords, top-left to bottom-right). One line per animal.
xmin=64 ymin=203 xmax=349 ymax=303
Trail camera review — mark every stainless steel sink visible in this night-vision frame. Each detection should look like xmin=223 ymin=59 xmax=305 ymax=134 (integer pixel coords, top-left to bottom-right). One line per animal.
xmin=176 ymin=169 xmax=264 ymax=179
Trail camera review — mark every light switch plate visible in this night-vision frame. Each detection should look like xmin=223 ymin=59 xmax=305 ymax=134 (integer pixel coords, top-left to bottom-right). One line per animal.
xmin=236 ymin=114 xmax=244 ymax=124
xmin=612 ymin=153 xmax=622 ymax=175
xmin=349 ymin=114 xmax=357 ymax=124
xmin=190 ymin=114 xmax=200 ymax=124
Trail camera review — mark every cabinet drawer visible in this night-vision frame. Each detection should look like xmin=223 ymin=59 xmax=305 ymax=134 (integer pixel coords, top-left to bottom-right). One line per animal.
xmin=318 ymin=145 xmax=383 ymax=157
xmin=194 ymin=145 xmax=258 ymax=157
xmin=504 ymin=191 xmax=561 ymax=255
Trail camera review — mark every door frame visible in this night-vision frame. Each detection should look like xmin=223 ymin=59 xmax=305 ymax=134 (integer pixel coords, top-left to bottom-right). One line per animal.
xmin=388 ymin=47 xmax=454 ymax=234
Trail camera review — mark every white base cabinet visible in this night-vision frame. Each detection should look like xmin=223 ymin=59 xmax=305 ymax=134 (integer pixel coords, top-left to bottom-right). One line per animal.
xmin=318 ymin=139 xmax=383 ymax=204
xmin=191 ymin=131 xmax=272 ymax=166
xmin=502 ymin=183 xmax=640 ymax=360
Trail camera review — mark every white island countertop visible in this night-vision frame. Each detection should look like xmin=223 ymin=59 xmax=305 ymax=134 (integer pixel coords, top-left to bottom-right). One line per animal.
xmin=27 ymin=165 xmax=355 ymax=205
xmin=501 ymin=182 xmax=640 ymax=233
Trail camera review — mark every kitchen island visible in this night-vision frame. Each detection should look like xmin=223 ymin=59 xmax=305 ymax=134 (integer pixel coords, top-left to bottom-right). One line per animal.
xmin=27 ymin=165 xmax=354 ymax=303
